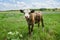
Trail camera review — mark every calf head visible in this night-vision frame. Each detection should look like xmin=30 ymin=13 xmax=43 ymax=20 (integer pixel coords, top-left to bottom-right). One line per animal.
xmin=20 ymin=9 xmax=35 ymax=19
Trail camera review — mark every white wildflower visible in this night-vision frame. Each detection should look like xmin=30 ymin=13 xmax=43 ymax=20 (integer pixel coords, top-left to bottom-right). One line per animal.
xmin=15 ymin=31 xmax=19 ymax=34
xmin=20 ymin=34 xmax=23 ymax=37
xmin=8 ymin=31 xmax=14 ymax=35
xmin=8 ymin=32 xmax=12 ymax=34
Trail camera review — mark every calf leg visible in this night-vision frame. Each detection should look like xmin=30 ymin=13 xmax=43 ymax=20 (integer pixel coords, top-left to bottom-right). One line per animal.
xmin=31 ymin=24 xmax=34 ymax=32
xmin=28 ymin=24 xmax=31 ymax=34
xmin=41 ymin=17 xmax=44 ymax=28
xmin=41 ymin=17 xmax=44 ymax=31
xmin=38 ymin=22 xmax=40 ymax=28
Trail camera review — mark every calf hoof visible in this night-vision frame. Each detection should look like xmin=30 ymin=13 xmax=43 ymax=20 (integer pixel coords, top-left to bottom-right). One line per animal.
xmin=28 ymin=32 xmax=33 ymax=36
xmin=28 ymin=32 xmax=31 ymax=35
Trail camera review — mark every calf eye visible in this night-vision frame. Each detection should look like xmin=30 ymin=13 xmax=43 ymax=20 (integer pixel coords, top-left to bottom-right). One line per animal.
xmin=24 ymin=13 xmax=25 ymax=14
xmin=30 ymin=10 xmax=35 ymax=13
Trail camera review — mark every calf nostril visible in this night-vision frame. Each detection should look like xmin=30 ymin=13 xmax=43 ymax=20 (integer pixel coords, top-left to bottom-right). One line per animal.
xmin=25 ymin=16 xmax=28 ymax=18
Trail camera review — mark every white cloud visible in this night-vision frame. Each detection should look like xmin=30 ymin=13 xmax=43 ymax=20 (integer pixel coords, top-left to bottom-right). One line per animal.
xmin=0 ymin=2 xmax=18 ymax=10
xmin=0 ymin=0 xmax=60 ymax=11
xmin=0 ymin=1 xmax=31 ymax=10
xmin=45 ymin=0 xmax=60 ymax=8
xmin=9 ymin=0 xmax=16 ymax=3
xmin=31 ymin=0 xmax=60 ymax=8
xmin=32 ymin=2 xmax=47 ymax=8
xmin=16 ymin=1 xmax=32 ymax=9
xmin=17 ymin=1 xmax=26 ymax=7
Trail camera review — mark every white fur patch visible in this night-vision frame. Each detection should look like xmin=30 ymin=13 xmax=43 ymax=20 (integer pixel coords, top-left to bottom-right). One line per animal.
xmin=24 ymin=9 xmax=30 ymax=18
xmin=25 ymin=13 xmax=30 ymax=18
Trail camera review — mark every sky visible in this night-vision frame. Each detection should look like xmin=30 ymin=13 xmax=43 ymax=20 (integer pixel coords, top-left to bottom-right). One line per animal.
xmin=0 ymin=0 xmax=60 ymax=11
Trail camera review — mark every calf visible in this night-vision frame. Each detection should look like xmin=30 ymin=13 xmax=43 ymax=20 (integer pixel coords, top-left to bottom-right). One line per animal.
xmin=20 ymin=9 xmax=44 ymax=35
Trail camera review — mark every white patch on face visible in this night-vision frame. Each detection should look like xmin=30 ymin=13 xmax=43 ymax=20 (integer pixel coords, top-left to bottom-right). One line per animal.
xmin=25 ymin=13 xmax=30 ymax=18
xmin=24 ymin=9 xmax=30 ymax=18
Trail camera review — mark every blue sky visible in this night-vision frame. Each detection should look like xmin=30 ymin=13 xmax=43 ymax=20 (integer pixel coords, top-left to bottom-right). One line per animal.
xmin=0 ymin=0 xmax=60 ymax=10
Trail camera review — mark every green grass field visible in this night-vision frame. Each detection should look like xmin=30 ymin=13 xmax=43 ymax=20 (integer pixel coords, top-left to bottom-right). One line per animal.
xmin=0 ymin=11 xmax=60 ymax=40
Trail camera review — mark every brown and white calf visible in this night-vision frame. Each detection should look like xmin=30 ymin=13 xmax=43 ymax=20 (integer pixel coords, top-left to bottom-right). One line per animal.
xmin=20 ymin=9 xmax=44 ymax=35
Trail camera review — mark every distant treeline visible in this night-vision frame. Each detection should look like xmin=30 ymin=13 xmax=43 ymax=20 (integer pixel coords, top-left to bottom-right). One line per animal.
xmin=33 ymin=8 xmax=60 ymax=11
xmin=0 ymin=8 xmax=60 ymax=12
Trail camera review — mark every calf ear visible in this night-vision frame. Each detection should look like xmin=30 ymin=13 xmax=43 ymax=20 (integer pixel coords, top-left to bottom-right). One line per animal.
xmin=20 ymin=10 xmax=24 ymax=13
xmin=30 ymin=10 xmax=35 ymax=13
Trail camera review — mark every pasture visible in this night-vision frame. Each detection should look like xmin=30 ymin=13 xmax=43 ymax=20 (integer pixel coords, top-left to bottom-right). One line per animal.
xmin=0 ymin=11 xmax=60 ymax=40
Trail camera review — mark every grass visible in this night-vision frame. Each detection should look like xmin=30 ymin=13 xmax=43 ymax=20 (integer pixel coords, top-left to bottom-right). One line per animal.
xmin=0 ymin=11 xmax=60 ymax=40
